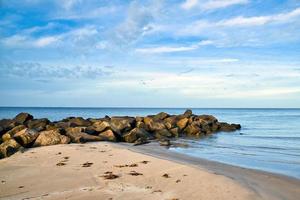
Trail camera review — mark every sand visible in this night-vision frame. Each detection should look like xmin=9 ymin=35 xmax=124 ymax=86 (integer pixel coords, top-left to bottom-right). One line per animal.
xmin=0 ymin=142 xmax=259 ymax=200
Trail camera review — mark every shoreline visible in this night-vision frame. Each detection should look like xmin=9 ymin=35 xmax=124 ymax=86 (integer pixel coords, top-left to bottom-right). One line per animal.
xmin=0 ymin=142 xmax=257 ymax=200
xmin=114 ymin=142 xmax=300 ymax=200
xmin=0 ymin=142 xmax=299 ymax=200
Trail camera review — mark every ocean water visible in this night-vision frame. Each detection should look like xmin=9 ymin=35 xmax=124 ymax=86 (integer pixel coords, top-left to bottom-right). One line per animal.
xmin=0 ymin=107 xmax=300 ymax=179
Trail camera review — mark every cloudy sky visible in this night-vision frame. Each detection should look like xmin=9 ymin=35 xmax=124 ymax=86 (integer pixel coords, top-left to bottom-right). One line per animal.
xmin=0 ymin=0 xmax=300 ymax=107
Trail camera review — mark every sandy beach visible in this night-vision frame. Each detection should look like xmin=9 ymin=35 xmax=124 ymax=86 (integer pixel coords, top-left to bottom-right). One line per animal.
xmin=0 ymin=142 xmax=260 ymax=200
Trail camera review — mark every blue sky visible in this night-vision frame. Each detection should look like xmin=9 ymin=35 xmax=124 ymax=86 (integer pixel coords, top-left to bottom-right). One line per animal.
xmin=0 ymin=0 xmax=300 ymax=107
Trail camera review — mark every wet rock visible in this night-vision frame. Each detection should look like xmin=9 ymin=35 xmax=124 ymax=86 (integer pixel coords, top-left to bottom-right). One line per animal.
xmin=0 ymin=139 xmax=21 ymax=158
xmin=197 ymin=115 xmax=218 ymax=124
xmin=169 ymin=127 xmax=180 ymax=137
xmin=219 ymin=122 xmax=241 ymax=132
xmin=123 ymin=128 xmax=150 ymax=143
xmin=14 ymin=128 xmax=39 ymax=147
xmin=134 ymin=137 xmax=150 ymax=146
xmin=13 ymin=113 xmax=33 ymax=124
xmin=183 ymin=123 xmax=201 ymax=136
xmin=2 ymin=125 xmax=26 ymax=142
xmin=33 ymin=130 xmax=70 ymax=147
xmin=155 ymin=129 xmax=172 ymax=138
xmin=159 ymin=139 xmax=171 ymax=146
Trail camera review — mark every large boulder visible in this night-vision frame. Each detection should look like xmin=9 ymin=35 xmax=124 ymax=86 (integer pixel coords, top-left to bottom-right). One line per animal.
xmin=92 ymin=121 xmax=110 ymax=132
xmin=65 ymin=127 xmax=104 ymax=143
xmin=67 ymin=117 xmax=92 ymax=127
xmin=0 ymin=119 xmax=18 ymax=135
xmin=99 ymin=129 xmax=116 ymax=142
xmin=122 ymin=128 xmax=151 ymax=143
xmin=0 ymin=139 xmax=21 ymax=158
xmin=33 ymin=130 xmax=70 ymax=147
xmin=169 ymin=127 xmax=180 ymax=137
xmin=27 ymin=118 xmax=50 ymax=131
xmin=14 ymin=128 xmax=39 ymax=147
xmin=154 ymin=129 xmax=172 ymax=139
xmin=110 ymin=117 xmax=135 ymax=133
xmin=153 ymin=112 xmax=169 ymax=121
xmin=14 ymin=113 xmax=33 ymax=124
xmin=144 ymin=117 xmax=166 ymax=132
xmin=164 ymin=116 xmax=177 ymax=130
xmin=2 ymin=125 xmax=26 ymax=142
xmin=218 ymin=123 xmax=241 ymax=132
xmin=183 ymin=123 xmax=201 ymax=136
xmin=183 ymin=109 xmax=193 ymax=118
xmin=176 ymin=118 xmax=189 ymax=130
xmin=197 ymin=115 xmax=218 ymax=124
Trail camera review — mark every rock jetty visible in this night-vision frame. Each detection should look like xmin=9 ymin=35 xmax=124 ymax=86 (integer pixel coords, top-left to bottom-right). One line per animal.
xmin=0 ymin=110 xmax=241 ymax=159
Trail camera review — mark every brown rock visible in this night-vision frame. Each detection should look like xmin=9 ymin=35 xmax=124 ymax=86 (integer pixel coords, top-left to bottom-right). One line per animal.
xmin=134 ymin=137 xmax=150 ymax=146
xmin=33 ymin=130 xmax=70 ymax=147
xmin=0 ymin=139 xmax=21 ymax=158
xmin=92 ymin=121 xmax=110 ymax=132
xmin=123 ymin=128 xmax=150 ymax=143
xmin=99 ymin=129 xmax=116 ymax=142
xmin=14 ymin=113 xmax=33 ymax=124
xmin=176 ymin=118 xmax=189 ymax=130
xmin=70 ymin=117 xmax=92 ymax=127
xmin=2 ymin=125 xmax=26 ymax=142
xmin=27 ymin=118 xmax=50 ymax=131
xmin=170 ymin=127 xmax=180 ymax=137
xmin=183 ymin=109 xmax=193 ymax=118
xmin=218 ymin=122 xmax=241 ymax=132
xmin=155 ymin=129 xmax=172 ymax=138
xmin=183 ymin=123 xmax=201 ymax=136
xmin=153 ymin=112 xmax=169 ymax=121
xmin=164 ymin=116 xmax=177 ymax=129
xmin=65 ymin=127 xmax=104 ymax=143
xmin=14 ymin=128 xmax=39 ymax=147
xmin=110 ymin=117 xmax=134 ymax=132
xmin=159 ymin=139 xmax=171 ymax=146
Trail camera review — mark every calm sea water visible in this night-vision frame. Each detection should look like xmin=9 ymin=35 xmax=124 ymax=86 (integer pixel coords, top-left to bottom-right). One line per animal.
xmin=1 ymin=107 xmax=300 ymax=179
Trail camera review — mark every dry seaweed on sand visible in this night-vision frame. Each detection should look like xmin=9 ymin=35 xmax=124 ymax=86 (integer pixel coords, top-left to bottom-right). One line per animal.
xmin=128 ymin=171 xmax=143 ymax=176
xmin=101 ymin=172 xmax=119 ymax=179
xmin=82 ymin=162 xmax=93 ymax=167
xmin=56 ymin=162 xmax=66 ymax=166
xmin=162 ymin=173 xmax=170 ymax=178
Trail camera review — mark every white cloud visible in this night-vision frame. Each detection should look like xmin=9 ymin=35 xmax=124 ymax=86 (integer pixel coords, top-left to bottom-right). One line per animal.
xmin=216 ymin=7 xmax=300 ymax=27
xmin=113 ymin=1 xmax=163 ymax=46
xmin=34 ymin=36 xmax=60 ymax=47
xmin=181 ymin=0 xmax=248 ymax=11
xmin=202 ymin=0 xmax=248 ymax=10
xmin=136 ymin=40 xmax=213 ymax=54
xmin=181 ymin=0 xmax=198 ymax=10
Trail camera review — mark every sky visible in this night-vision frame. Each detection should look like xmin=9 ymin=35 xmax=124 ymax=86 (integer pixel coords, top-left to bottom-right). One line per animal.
xmin=0 ymin=0 xmax=300 ymax=108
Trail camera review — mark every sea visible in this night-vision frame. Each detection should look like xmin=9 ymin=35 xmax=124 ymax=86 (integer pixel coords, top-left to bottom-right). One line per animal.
xmin=1 ymin=107 xmax=299 ymax=179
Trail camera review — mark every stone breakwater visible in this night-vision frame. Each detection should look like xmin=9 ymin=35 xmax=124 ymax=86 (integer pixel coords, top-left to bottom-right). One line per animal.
xmin=0 ymin=109 xmax=241 ymax=159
